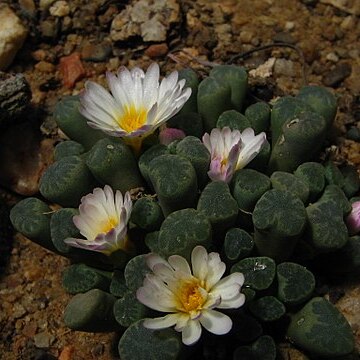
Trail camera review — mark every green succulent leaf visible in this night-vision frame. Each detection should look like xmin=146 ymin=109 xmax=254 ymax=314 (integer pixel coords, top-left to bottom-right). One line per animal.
xmin=249 ymin=296 xmax=286 ymax=322
xmin=287 ymin=297 xmax=354 ymax=357
xmin=114 ymin=291 xmax=148 ymax=327
xmin=231 ymin=256 xmax=276 ymax=290
xmin=118 ymin=320 xmax=182 ymax=360
xmin=62 ymin=263 xmax=112 ymax=294
xmin=64 ymin=289 xmax=118 ymax=332
xmin=277 ymin=262 xmax=315 ymax=305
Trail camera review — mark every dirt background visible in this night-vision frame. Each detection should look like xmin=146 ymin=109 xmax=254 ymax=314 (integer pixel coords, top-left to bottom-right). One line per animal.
xmin=0 ymin=0 xmax=359 ymax=359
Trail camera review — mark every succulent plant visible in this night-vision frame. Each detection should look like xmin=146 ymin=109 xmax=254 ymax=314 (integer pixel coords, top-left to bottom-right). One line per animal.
xmin=9 ymin=62 xmax=357 ymax=359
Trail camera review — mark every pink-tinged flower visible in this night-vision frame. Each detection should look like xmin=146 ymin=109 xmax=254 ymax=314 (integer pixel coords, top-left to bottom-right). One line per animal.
xmin=79 ymin=63 xmax=191 ymax=152
xmin=64 ymin=185 xmax=132 ymax=255
xmin=159 ymin=127 xmax=186 ymax=145
xmin=136 ymin=246 xmax=245 ymax=346
xmin=202 ymin=127 xmax=266 ymax=183
xmin=346 ymin=201 xmax=360 ymax=235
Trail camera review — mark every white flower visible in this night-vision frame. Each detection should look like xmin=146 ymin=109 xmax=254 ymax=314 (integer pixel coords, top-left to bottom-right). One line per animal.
xmin=64 ymin=185 xmax=132 ymax=255
xmin=202 ymin=127 xmax=266 ymax=183
xmin=79 ymin=63 xmax=191 ymax=142
xmin=346 ymin=200 xmax=360 ymax=235
xmin=136 ymin=246 xmax=245 ymax=346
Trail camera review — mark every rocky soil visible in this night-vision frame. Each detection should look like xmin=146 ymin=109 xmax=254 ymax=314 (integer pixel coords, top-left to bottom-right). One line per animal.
xmin=0 ymin=0 xmax=359 ymax=359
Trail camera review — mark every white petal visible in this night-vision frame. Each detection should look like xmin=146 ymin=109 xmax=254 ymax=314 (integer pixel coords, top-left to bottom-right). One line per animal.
xmin=182 ymin=319 xmax=202 ymax=346
xmin=237 ymin=131 xmax=266 ymax=169
xmin=202 ymin=133 xmax=212 ymax=153
xmin=106 ymin=71 xmax=127 ymax=109
xmin=202 ymin=293 xmax=221 ymax=310
xmin=143 ymin=63 xmax=160 ymax=108
xmin=217 ymin=292 xmax=246 ymax=309
xmin=136 ymin=286 xmax=176 ymax=312
xmin=174 ymin=313 xmax=190 ymax=331
xmin=146 ymin=253 xmax=171 ymax=271
xmin=118 ymin=66 xmax=137 ymax=104
xmin=205 ymin=252 xmax=226 ymax=290
xmin=199 ymin=309 xmax=232 ymax=335
xmin=191 ymin=246 xmax=209 ymax=280
xmin=211 ymin=282 xmax=241 ymax=300
xmin=152 ymin=263 xmax=177 ymax=284
xmin=168 ymin=255 xmax=192 ymax=275
xmin=212 ymin=272 xmax=245 ymax=294
xmin=143 ymin=313 xmax=179 ymax=330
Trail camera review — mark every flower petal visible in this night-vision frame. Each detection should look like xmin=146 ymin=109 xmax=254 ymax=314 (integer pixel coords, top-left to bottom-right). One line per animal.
xmin=136 ymin=285 xmax=176 ymax=312
xmin=217 ymin=292 xmax=246 ymax=309
xmin=191 ymin=246 xmax=209 ymax=281
xmin=182 ymin=319 xmax=202 ymax=345
xmin=205 ymin=252 xmax=226 ymax=289
xmin=143 ymin=313 xmax=179 ymax=330
xmin=212 ymin=272 xmax=245 ymax=293
xmin=199 ymin=309 xmax=232 ymax=335
xmin=168 ymin=254 xmax=192 ymax=275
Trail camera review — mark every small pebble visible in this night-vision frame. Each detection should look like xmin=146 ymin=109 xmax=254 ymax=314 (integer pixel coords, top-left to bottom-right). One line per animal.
xmin=273 ymin=32 xmax=296 ymax=44
xmin=285 ymin=21 xmax=295 ymax=31
xmin=81 ymin=42 xmax=112 ymax=62
xmin=144 ymin=43 xmax=169 ymax=58
xmin=326 ymin=52 xmax=339 ymax=63
xmin=39 ymin=19 xmax=58 ymax=39
xmin=346 ymin=127 xmax=360 ymax=142
xmin=91 ymin=344 xmax=105 ymax=357
xmin=0 ymin=5 xmax=28 ymax=70
xmin=58 ymin=345 xmax=74 ymax=360
xmin=239 ymin=30 xmax=254 ymax=44
xmin=23 ymin=321 xmax=38 ymax=338
xmin=34 ymin=332 xmax=55 ymax=348
xmin=62 ymin=16 xmax=72 ymax=32
xmin=341 ymin=16 xmax=356 ymax=31
xmin=35 ymin=61 xmax=55 ymax=73
xmin=39 ymin=0 xmax=56 ymax=10
xmin=13 ymin=303 xmax=27 ymax=319
xmin=323 ymin=62 xmax=352 ymax=87
xmin=19 ymin=0 xmax=36 ymax=17
xmin=59 ymin=53 xmax=86 ymax=88
xmin=32 ymin=49 xmax=47 ymax=62
xmin=49 ymin=1 xmax=70 ymax=17
xmin=274 ymin=58 xmax=295 ymax=77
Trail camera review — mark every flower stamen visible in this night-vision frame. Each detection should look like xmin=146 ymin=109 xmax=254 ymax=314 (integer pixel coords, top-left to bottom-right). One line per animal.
xmin=99 ymin=217 xmax=119 ymax=234
xmin=177 ymin=279 xmax=206 ymax=312
xmin=118 ymin=105 xmax=147 ymax=133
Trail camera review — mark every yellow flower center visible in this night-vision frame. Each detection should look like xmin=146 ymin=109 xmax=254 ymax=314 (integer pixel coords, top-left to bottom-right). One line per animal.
xmin=221 ymin=157 xmax=228 ymax=167
xmin=177 ymin=279 xmax=206 ymax=312
xmin=118 ymin=105 xmax=147 ymax=133
xmin=99 ymin=217 xmax=118 ymax=234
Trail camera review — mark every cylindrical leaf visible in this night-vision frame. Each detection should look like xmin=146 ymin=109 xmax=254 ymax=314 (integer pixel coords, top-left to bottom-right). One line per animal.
xmin=54 ymin=95 xmax=106 ymax=150
xmin=86 ymin=138 xmax=144 ymax=193
xmin=231 ymin=257 xmax=276 ymax=290
xmin=154 ymin=209 xmax=212 ymax=260
xmin=64 ymin=289 xmax=118 ymax=332
xmin=287 ymin=297 xmax=354 ymax=357
xmin=54 ymin=140 xmax=85 ymax=161
xmin=62 ymin=263 xmax=112 ymax=294
xmin=39 ymin=155 xmax=98 ymax=207
xmin=148 ymin=154 xmax=198 ymax=216
xmin=217 ymin=110 xmax=251 ymax=131
xmin=270 ymin=171 xmax=310 ymax=204
xmin=245 ymin=102 xmax=271 ymax=134
xmin=253 ymin=189 xmax=306 ymax=261
xmin=131 ymin=197 xmax=164 ymax=231
xmin=118 ymin=320 xmax=182 ymax=360
xmin=10 ymin=197 xmax=55 ymax=251
xmin=277 ymin=262 xmax=315 ymax=305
